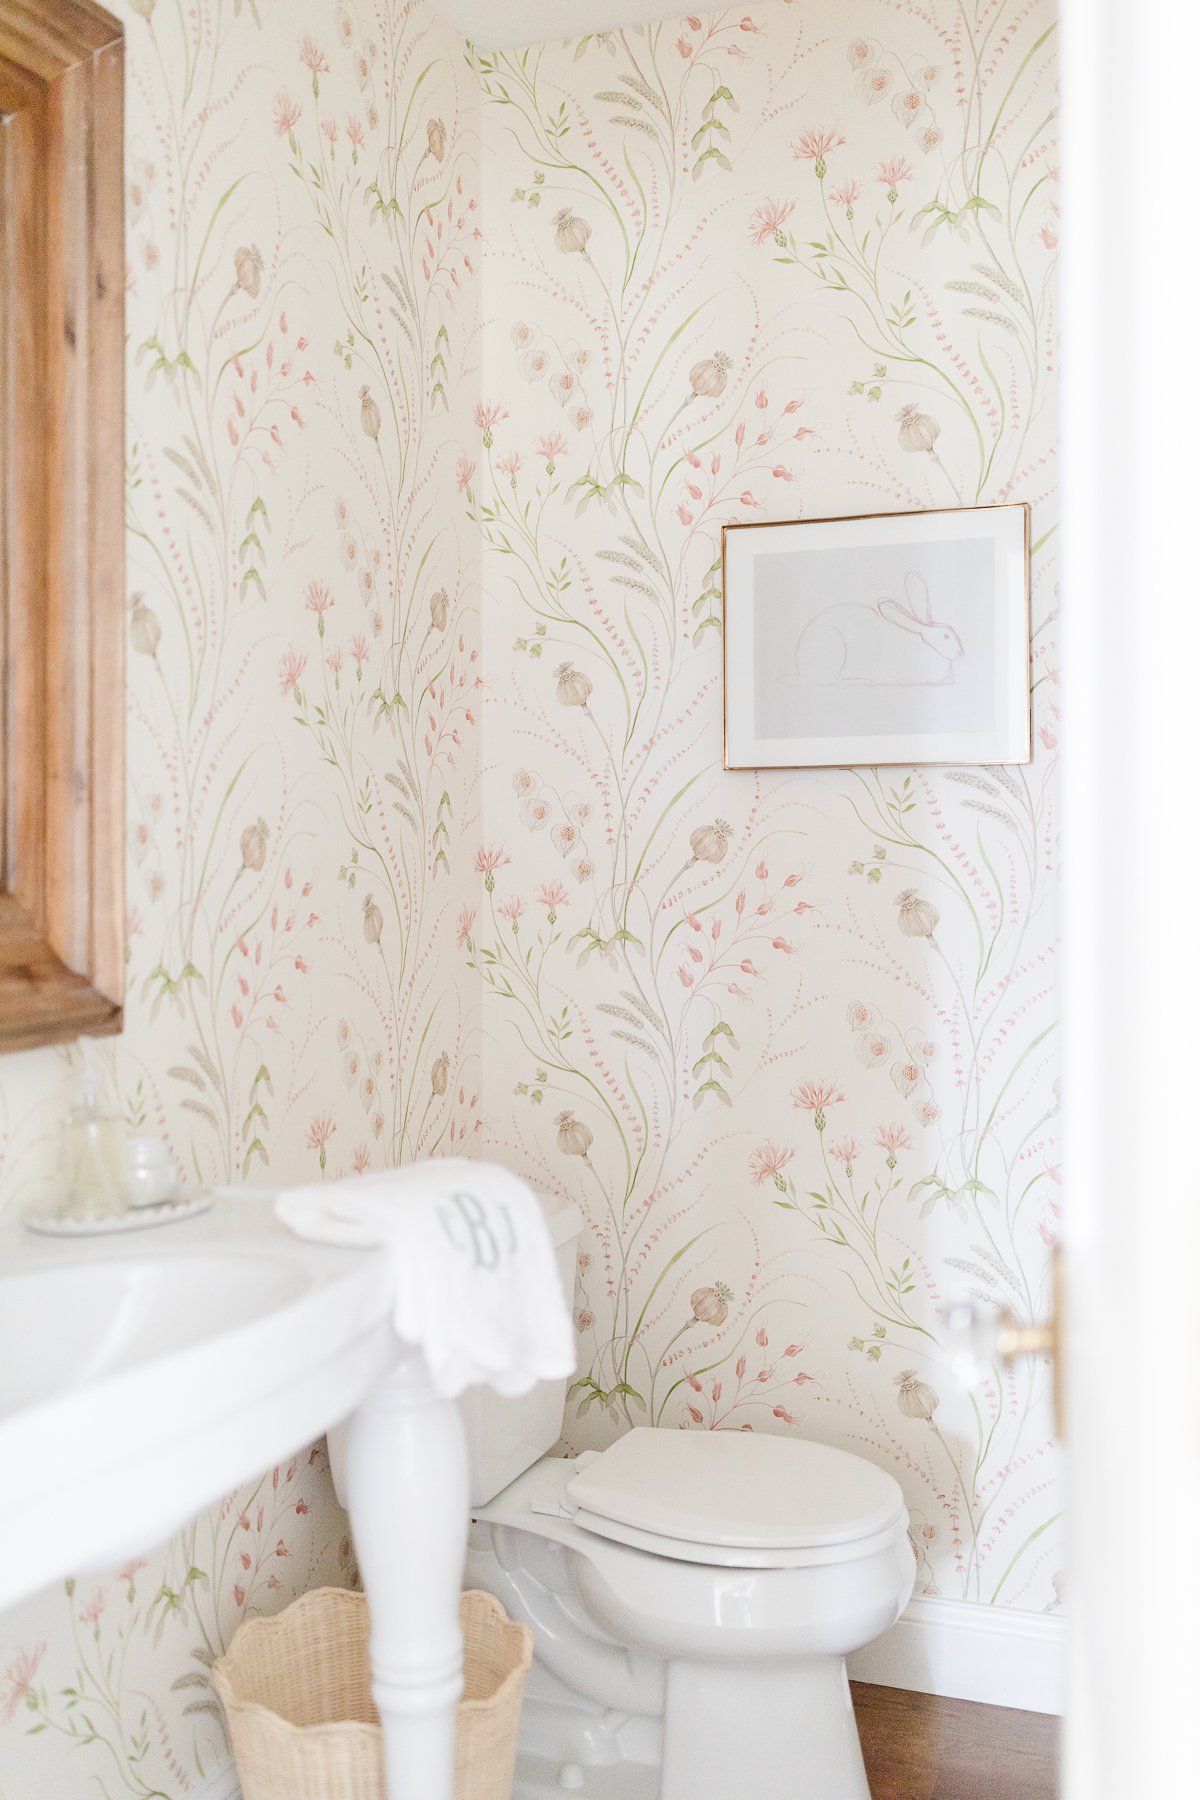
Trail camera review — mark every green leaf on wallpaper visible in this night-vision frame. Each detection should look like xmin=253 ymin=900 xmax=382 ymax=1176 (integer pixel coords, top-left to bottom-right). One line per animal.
xmin=243 ymin=1138 xmax=269 ymax=1176
xmin=693 ymin=147 xmax=732 ymax=178
xmin=691 ymin=118 xmax=730 ymax=146
xmin=693 ymin=1078 xmax=731 ymax=1108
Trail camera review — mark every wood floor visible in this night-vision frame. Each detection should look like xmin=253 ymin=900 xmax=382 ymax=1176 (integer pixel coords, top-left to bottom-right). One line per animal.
xmin=852 ymin=1683 xmax=1060 ymax=1800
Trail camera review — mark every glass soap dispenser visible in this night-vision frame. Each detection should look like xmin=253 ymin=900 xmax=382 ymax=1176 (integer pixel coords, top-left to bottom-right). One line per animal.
xmin=60 ymin=1049 xmax=128 ymax=1222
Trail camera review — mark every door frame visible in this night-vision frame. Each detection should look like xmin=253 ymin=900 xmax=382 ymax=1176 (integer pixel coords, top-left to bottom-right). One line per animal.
xmin=1062 ymin=0 xmax=1200 ymax=1789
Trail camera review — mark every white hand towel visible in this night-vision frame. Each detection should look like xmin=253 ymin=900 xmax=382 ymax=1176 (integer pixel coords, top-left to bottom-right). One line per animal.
xmin=275 ymin=1159 xmax=575 ymax=1399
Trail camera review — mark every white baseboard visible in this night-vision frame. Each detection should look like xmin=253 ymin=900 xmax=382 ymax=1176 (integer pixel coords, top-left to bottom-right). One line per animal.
xmin=192 ymin=1766 xmax=241 ymax=1800
xmin=847 ymin=1594 xmax=1065 ymax=1715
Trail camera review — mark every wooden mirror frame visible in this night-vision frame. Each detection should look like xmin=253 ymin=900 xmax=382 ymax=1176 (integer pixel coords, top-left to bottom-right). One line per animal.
xmin=1 ymin=0 xmax=124 ymax=1052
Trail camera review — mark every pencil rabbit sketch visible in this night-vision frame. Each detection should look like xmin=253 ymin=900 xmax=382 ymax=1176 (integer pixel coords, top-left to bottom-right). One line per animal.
xmin=794 ymin=572 xmax=965 ymax=688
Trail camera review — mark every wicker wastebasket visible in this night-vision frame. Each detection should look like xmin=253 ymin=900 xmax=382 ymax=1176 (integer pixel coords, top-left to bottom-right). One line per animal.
xmin=212 ymin=1587 xmax=532 ymax=1800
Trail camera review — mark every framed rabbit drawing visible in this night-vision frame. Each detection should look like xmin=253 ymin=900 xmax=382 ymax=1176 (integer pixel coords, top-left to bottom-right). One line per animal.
xmin=722 ymin=504 xmax=1030 ymax=769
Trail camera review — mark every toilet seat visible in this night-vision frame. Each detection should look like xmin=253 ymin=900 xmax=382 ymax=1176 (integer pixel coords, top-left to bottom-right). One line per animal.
xmin=560 ymin=1429 xmax=907 ymax=1570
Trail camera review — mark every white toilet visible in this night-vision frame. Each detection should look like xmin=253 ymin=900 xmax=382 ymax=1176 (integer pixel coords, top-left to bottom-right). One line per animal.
xmin=456 ymin=1202 xmax=916 ymax=1800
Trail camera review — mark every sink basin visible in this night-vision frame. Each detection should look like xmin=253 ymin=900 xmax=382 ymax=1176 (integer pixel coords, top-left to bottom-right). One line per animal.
xmin=0 ymin=1194 xmax=397 ymax=1611
xmin=0 ymin=1173 xmax=544 ymax=1800
xmin=0 ymin=1252 xmax=311 ymax=1412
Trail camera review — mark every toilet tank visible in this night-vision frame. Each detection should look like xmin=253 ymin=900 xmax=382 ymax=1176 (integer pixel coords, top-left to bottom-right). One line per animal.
xmin=458 ymin=1197 xmax=582 ymax=1506
xmin=326 ymin=1193 xmax=581 ymax=1511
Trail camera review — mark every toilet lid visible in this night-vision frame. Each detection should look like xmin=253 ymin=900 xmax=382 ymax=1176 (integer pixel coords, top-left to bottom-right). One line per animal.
xmin=565 ymin=1428 xmax=904 ymax=1552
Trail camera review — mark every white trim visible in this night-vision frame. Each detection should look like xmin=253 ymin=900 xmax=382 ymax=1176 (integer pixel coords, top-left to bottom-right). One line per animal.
xmin=192 ymin=1766 xmax=241 ymax=1800
xmin=847 ymin=1596 xmax=1065 ymax=1716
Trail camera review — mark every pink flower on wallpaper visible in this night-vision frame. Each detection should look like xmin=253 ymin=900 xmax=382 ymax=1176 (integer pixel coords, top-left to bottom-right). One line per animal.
xmin=875 ymin=156 xmax=914 ymax=188
xmin=273 ymin=90 xmax=301 ymax=136
xmin=456 ymin=456 xmax=476 ymax=491
xmin=792 ymin=1080 xmax=844 ymax=1112
xmin=1 ymin=1642 xmax=46 ymax=1721
xmin=278 ymin=647 xmax=307 ymax=696
xmin=497 ymin=451 xmax=523 ymax=480
xmin=79 ymin=1590 xmax=106 ymax=1627
xmin=828 ymin=178 xmax=862 ymax=209
xmin=306 ymin=1114 xmax=336 ymax=1153
xmin=874 ymin=1123 xmax=913 ymax=1156
xmin=828 ymin=1137 xmax=860 ymax=1170
xmin=536 ymin=432 xmax=569 ymax=463
xmin=299 ymin=36 xmax=330 ymax=76
xmin=352 ymin=1144 xmax=371 ymax=1174
xmin=749 ymin=1142 xmax=795 ymax=1186
xmin=347 ymin=116 xmax=365 ymax=151
xmin=304 ymin=581 xmax=334 ymax=619
xmin=792 ymin=125 xmax=845 ymax=162
xmin=350 ymin=634 xmax=370 ymax=669
xmin=321 ymin=115 xmax=338 ymax=147
xmin=474 ymin=400 xmax=508 ymax=432
xmin=475 ymin=847 xmax=510 ymax=875
xmin=456 ymin=907 xmax=475 ymax=946
xmin=749 ymin=198 xmax=794 ymax=246
xmin=537 ymin=882 xmax=569 ymax=911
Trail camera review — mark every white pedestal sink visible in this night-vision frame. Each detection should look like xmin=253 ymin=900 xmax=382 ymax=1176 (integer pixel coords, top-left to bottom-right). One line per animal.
xmin=0 ymin=1192 xmax=472 ymax=1800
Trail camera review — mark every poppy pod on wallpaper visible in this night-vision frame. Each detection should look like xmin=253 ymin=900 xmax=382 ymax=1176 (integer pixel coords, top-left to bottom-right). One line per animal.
xmin=427 ymin=116 xmax=447 ymax=162
xmin=555 ymin=662 xmax=592 ymax=709
xmin=690 ymin=820 xmax=730 ymax=864
xmin=691 ymin=1283 xmax=732 ymax=1327
xmin=240 ymin=818 xmax=269 ymax=873
xmin=128 ymin=594 xmax=161 ymax=659
xmin=689 ymin=351 xmax=731 ymax=399
xmin=895 ymin=1369 xmax=940 ymax=1421
xmin=430 ymin=1052 xmax=449 ymax=1096
xmin=359 ymin=385 xmax=382 ymax=439
xmin=361 ymin=893 xmax=384 ymax=944
xmin=896 ymin=402 xmax=940 ymax=454
xmin=896 ymin=889 xmax=939 ymax=938
xmin=234 ymin=244 xmax=263 ymax=299
xmin=554 ymin=208 xmax=591 ymax=256
xmin=556 ymin=1111 xmax=593 ymax=1159
xmin=429 ymin=587 xmax=449 ymax=632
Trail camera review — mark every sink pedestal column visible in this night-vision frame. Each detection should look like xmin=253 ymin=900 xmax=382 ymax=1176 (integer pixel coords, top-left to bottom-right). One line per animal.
xmin=342 ymin=1352 xmax=469 ymax=1800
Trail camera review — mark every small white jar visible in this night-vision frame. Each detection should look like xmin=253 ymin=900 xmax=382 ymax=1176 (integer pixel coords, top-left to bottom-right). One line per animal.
xmin=126 ymin=1138 xmax=178 ymax=1209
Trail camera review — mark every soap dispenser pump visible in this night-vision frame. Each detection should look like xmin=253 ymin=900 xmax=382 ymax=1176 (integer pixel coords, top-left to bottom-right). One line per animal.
xmin=60 ymin=1047 xmax=128 ymax=1221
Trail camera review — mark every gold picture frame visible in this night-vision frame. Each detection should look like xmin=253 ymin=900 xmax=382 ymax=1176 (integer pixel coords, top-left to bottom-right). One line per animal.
xmin=722 ymin=503 xmax=1031 ymax=772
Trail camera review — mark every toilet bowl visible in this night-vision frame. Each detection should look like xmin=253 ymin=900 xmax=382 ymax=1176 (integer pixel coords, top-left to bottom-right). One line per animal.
xmin=328 ymin=1199 xmax=913 ymax=1799
xmin=466 ymin=1430 xmax=913 ymax=1800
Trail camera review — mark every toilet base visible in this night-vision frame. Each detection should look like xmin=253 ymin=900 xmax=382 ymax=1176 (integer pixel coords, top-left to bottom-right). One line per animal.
xmin=659 ymin=1656 xmax=869 ymax=1800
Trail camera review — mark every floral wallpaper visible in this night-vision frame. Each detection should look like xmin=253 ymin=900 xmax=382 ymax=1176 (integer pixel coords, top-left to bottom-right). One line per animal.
xmin=1 ymin=1 xmax=1061 ymax=1791
xmin=0 ymin=0 xmax=481 ymax=1792
xmin=474 ymin=0 xmax=1062 ymax=1613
